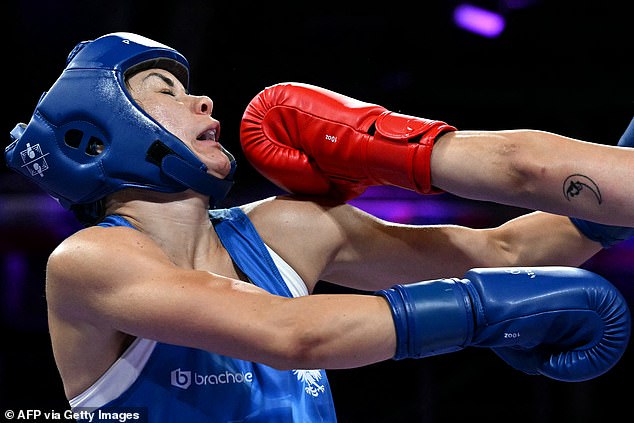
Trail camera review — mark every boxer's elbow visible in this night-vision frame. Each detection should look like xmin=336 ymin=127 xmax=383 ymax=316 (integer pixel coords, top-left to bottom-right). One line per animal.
xmin=268 ymin=331 xmax=324 ymax=370
xmin=497 ymin=130 xmax=551 ymax=199
xmin=265 ymin=324 xmax=330 ymax=370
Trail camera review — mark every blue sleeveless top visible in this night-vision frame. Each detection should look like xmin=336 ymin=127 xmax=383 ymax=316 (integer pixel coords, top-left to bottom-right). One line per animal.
xmin=73 ymin=207 xmax=337 ymax=422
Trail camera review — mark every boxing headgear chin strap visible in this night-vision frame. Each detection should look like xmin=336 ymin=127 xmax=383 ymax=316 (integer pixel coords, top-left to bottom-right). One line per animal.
xmin=4 ymin=32 xmax=236 ymax=215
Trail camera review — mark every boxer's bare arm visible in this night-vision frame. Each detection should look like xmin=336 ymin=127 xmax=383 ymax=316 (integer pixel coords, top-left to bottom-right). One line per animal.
xmin=248 ymin=197 xmax=601 ymax=292
xmin=46 ymin=224 xmax=397 ymax=397
xmin=432 ymin=130 xmax=634 ymax=226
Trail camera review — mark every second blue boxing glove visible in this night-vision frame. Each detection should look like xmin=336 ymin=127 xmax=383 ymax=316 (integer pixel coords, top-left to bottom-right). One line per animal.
xmin=377 ymin=266 xmax=631 ymax=382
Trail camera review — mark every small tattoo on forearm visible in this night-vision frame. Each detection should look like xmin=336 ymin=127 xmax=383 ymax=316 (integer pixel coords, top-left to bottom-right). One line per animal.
xmin=563 ymin=174 xmax=602 ymax=204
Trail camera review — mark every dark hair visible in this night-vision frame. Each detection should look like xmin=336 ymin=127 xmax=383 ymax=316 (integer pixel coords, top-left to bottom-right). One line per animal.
xmin=71 ymin=200 xmax=106 ymax=227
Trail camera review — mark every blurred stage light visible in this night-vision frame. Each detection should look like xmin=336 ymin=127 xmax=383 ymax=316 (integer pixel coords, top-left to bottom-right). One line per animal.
xmin=453 ymin=3 xmax=506 ymax=38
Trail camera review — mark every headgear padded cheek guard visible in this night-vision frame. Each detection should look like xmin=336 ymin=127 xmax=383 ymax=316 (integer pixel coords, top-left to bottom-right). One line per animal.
xmin=4 ymin=32 xmax=236 ymax=215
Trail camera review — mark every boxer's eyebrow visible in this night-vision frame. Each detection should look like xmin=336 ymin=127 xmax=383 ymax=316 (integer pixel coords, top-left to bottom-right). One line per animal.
xmin=143 ymin=72 xmax=175 ymax=87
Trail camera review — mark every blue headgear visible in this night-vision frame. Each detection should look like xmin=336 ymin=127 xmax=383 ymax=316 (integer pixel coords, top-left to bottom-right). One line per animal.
xmin=5 ymin=32 xmax=236 ymax=220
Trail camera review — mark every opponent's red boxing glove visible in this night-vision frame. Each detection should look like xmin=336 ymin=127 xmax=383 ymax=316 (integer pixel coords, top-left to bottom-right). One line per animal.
xmin=240 ymin=82 xmax=456 ymax=201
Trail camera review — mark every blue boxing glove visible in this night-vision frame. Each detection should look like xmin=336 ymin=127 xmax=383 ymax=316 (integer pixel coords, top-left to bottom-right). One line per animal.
xmin=377 ymin=266 xmax=631 ymax=382
xmin=569 ymin=116 xmax=634 ymax=247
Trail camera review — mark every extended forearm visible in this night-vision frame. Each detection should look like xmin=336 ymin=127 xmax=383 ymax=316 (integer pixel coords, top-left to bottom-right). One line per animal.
xmin=431 ymin=130 xmax=634 ymax=226
xmin=261 ymin=293 xmax=396 ymax=370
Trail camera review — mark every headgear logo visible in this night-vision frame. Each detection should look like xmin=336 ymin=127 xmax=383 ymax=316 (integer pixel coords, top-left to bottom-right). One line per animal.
xmin=171 ymin=368 xmax=191 ymax=390
xmin=20 ymin=143 xmax=49 ymax=177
